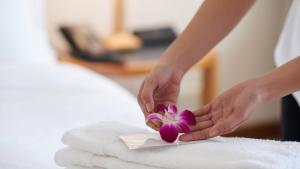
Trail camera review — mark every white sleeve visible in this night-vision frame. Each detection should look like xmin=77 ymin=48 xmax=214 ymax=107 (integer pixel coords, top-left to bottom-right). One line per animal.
xmin=274 ymin=0 xmax=300 ymax=66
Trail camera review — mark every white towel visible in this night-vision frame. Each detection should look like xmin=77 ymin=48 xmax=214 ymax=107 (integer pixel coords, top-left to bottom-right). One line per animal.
xmin=56 ymin=147 xmax=162 ymax=169
xmin=65 ymin=166 xmax=104 ymax=169
xmin=55 ymin=122 xmax=300 ymax=169
xmin=61 ymin=122 xmax=148 ymax=155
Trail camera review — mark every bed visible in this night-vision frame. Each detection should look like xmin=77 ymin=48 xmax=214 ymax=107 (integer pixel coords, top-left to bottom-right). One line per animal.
xmin=0 ymin=62 xmax=146 ymax=169
xmin=0 ymin=0 xmax=147 ymax=168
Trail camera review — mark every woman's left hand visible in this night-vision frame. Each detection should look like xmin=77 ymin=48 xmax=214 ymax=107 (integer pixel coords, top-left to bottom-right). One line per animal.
xmin=179 ymin=78 xmax=267 ymax=141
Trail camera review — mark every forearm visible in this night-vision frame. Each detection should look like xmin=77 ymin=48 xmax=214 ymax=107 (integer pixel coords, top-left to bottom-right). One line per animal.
xmin=258 ymin=56 xmax=300 ymax=102
xmin=159 ymin=0 xmax=255 ymax=76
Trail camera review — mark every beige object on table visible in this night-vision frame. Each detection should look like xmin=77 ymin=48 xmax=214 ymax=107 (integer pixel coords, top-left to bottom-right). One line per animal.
xmin=103 ymin=0 xmax=141 ymax=52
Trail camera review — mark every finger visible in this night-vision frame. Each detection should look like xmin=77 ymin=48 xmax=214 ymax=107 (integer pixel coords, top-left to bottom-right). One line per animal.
xmin=193 ymin=104 xmax=211 ymax=116
xmin=137 ymin=81 xmax=148 ymax=116
xmin=147 ymin=121 xmax=160 ymax=131
xmin=190 ymin=120 xmax=213 ymax=132
xmin=209 ymin=111 xmax=246 ymax=137
xmin=179 ymin=128 xmax=211 ymax=141
xmin=146 ymin=121 xmax=161 ymax=131
xmin=140 ymin=78 xmax=160 ymax=131
xmin=138 ymin=82 xmax=159 ymax=130
xmin=195 ymin=113 xmax=212 ymax=122
xmin=179 ymin=110 xmax=228 ymax=141
xmin=211 ymin=110 xmax=223 ymax=124
xmin=140 ymin=78 xmax=157 ymax=113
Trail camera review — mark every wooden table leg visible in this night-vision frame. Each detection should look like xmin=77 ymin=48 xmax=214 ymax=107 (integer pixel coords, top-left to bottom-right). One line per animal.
xmin=200 ymin=52 xmax=218 ymax=105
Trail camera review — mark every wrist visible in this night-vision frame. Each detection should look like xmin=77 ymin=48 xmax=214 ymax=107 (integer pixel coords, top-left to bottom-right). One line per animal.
xmin=154 ymin=62 xmax=185 ymax=82
xmin=250 ymin=75 xmax=277 ymax=104
xmin=159 ymin=45 xmax=191 ymax=78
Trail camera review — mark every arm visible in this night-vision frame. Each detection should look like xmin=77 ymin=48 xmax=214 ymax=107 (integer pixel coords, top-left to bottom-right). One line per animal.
xmin=160 ymin=0 xmax=256 ymax=76
xmin=260 ymin=56 xmax=300 ymax=102
xmin=138 ymin=0 xmax=256 ymax=129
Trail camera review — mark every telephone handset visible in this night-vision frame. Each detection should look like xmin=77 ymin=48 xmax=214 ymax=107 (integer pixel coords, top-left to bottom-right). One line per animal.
xmin=59 ymin=25 xmax=121 ymax=62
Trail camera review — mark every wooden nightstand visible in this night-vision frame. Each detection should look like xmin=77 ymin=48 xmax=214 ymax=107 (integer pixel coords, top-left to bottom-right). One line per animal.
xmin=58 ymin=51 xmax=218 ymax=104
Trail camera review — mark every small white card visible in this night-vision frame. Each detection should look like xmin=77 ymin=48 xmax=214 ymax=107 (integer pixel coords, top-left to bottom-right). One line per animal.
xmin=120 ymin=133 xmax=224 ymax=150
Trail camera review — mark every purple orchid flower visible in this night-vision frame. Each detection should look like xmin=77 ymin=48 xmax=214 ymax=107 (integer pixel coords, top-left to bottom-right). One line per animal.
xmin=146 ymin=104 xmax=196 ymax=143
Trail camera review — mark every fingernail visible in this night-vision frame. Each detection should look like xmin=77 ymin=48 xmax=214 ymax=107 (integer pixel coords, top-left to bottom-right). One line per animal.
xmin=147 ymin=122 xmax=156 ymax=129
xmin=146 ymin=103 xmax=151 ymax=112
xmin=152 ymin=121 xmax=159 ymax=127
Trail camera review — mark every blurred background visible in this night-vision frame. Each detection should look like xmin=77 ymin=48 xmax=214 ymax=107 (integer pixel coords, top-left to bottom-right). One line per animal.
xmin=48 ymin=0 xmax=291 ymax=138
xmin=3 ymin=1 xmax=298 ymax=168
xmin=1 ymin=0 xmax=293 ymax=139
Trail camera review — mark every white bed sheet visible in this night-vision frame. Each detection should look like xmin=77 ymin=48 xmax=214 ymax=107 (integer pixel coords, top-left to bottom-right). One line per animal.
xmin=0 ymin=62 xmax=146 ymax=169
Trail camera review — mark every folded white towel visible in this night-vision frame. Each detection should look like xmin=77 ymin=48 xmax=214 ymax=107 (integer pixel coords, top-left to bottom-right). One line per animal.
xmin=56 ymin=147 xmax=162 ymax=169
xmin=66 ymin=166 xmax=104 ymax=169
xmin=56 ymin=122 xmax=300 ymax=169
xmin=61 ymin=122 xmax=148 ymax=155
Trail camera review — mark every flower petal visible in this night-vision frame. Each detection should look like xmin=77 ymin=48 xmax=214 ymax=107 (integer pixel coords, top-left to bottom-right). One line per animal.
xmin=146 ymin=113 xmax=162 ymax=123
xmin=155 ymin=104 xmax=167 ymax=113
xmin=168 ymin=104 xmax=178 ymax=114
xmin=177 ymin=122 xmax=190 ymax=133
xmin=159 ymin=124 xmax=179 ymax=143
xmin=179 ymin=110 xmax=196 ymax=125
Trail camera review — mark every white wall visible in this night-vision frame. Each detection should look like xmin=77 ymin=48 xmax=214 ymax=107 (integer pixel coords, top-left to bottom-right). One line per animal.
xmin=216 ymin=0 xmax=288 ymax=127
xmin=47 ymin=0 xmax=203 ymax=51
xmin=48 ymin=0 xmax=290 ymax=127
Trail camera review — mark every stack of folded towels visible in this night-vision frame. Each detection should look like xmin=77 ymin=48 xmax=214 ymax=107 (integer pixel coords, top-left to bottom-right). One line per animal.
xmin=55 ymin=122 xmax=300 ymax=169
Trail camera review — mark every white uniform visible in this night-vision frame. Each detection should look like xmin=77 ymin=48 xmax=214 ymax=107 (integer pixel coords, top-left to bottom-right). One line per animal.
xmin=275 ymin=0 xmax=300 ymax=105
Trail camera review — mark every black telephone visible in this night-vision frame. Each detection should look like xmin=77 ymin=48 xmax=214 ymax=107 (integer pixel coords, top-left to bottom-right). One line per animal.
xmin=59 ymin=25 xmax=121 ymax=63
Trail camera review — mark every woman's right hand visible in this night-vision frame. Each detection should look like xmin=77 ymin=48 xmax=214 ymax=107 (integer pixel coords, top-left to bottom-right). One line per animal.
xmin=138 ymin=63 xmax=183 ymax=130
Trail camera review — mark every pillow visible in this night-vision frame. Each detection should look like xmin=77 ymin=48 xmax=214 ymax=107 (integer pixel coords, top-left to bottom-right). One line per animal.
xmin=0 ymin=0 xmax=55 ymax=63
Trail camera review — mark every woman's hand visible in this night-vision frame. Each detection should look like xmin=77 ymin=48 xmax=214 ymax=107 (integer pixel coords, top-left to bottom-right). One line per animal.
xmin=138 ymin=64 xmax=184 ymax=130
xmin=180 ymin=78 xmax=267 ymax=141
xmin=179 ymin=56 xmax=300 ymax=141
